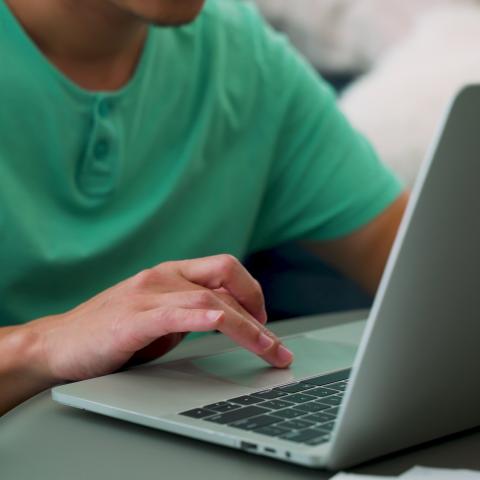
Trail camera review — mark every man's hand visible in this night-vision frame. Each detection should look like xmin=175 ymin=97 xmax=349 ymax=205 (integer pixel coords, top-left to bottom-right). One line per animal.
xmin=0 ymin=255 xmax=293 ymax=415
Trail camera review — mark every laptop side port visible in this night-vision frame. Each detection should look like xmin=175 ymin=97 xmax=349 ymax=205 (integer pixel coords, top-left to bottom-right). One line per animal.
xmin=240 ymin=441 xmax=257 ymax=451
xmin=264 ymin=447 xmax=276 ymax=454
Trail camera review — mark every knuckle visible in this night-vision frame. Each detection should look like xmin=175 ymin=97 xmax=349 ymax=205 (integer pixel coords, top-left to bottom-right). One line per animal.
xmin=157 ymin=260 xmax=173 ymax=273
xmin=216 ymin=254 xmax=239 ymax=275
xmin=130 ymin=268 xmax=158 ymax=290
xmin=193 ymin=289 xmax=217 ymax=308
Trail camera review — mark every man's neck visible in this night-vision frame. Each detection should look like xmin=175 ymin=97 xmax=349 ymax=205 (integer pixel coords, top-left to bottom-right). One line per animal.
xmin=6 ymin=0 xmax=148 ymax=91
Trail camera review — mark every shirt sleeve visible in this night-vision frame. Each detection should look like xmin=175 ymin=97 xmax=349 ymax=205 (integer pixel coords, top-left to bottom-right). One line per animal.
xmin=247 ymin=16 xmax=403 ymax=253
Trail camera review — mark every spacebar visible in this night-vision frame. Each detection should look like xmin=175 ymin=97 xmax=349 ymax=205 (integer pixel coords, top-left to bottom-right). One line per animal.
xmin=207 ymin=406 xmax=270 ymax=424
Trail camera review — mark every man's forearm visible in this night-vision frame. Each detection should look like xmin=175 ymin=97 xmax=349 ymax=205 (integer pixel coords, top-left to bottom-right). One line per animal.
xmin=304 ymin=192 xmax=409 ymax=295
xmin=0 ymin=325 xmax=55 ymax=416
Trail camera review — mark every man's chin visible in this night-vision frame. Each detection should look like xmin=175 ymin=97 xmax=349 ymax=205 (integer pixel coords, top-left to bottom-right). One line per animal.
xmin=149 ymin=15 xmax=200 ymax=27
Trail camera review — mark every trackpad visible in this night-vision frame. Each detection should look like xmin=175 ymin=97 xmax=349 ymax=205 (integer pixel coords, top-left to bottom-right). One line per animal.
xmin=164 ymin=335 xmax=357 ymax=390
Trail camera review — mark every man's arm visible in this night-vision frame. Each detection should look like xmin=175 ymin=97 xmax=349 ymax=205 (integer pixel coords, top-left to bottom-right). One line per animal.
xmin=0 ymin=326 xmax=51 ymax=414
xmin=0 ymin=255 xmax=293 ymax=416
xmin=303 ymin=192 xmax=409 ymax=295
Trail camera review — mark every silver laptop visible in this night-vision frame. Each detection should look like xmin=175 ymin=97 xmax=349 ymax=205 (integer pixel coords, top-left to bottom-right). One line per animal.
xmin=52 ymin=85 xmax=480 ymax=470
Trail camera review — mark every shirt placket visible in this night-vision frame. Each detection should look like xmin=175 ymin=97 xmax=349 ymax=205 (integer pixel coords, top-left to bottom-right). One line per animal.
xmin=77 ymin=96 xmax=119 ymax=197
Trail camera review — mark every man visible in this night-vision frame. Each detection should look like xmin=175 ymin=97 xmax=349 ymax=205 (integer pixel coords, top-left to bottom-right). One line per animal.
xmin=0 ymin=0 xmax=407 ymax=416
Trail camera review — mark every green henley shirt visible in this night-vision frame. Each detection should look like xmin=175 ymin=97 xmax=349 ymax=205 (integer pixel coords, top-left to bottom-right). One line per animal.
xmin=0 ymin=0 xmax=402 ymax=327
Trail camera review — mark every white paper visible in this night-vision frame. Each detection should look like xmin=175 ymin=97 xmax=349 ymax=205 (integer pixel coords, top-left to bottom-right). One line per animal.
xmin=330 ymin=466 xmax=480 ymax=480
xmin=401 ymin=466 xmax=480 ymax=479
xmin=330 ymin=474 xmax=394 ymax=480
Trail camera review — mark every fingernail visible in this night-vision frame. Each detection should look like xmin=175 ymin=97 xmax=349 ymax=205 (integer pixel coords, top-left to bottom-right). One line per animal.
xmin=206 ymin=310 xmax=223 ymax=322
xmin=258 ymin=333 xmax=275 ymax=351
xmin=276 ymin=345 xmax=294 ymax=365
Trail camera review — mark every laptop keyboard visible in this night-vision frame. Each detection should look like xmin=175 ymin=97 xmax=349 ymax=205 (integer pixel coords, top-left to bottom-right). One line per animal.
xmin=180 ymin=369 xmax=350 ymax=447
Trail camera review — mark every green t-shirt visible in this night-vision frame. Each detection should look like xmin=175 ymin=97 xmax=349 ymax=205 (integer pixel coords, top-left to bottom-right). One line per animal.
xmin=0 ymin=0 xmax=402 ymax=327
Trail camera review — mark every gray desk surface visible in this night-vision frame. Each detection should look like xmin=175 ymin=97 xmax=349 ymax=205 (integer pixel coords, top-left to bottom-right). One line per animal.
xmin=1 ymin=310 xmax=480 ymax=479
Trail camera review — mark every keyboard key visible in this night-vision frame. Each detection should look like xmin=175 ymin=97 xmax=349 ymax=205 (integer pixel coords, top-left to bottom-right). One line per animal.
xmin=294 ymin=402 xmax=330 ymax=413
xmin=274 ymin=383 xmax=309 ymax=394
xmin=203 ymin=402 xmax=241 ymax=413
xmin=326 ymin=381 xmax=348 ymax=392
xmin=284 ymin=393 xmax=317 ymax=403
xmin=254 ymin=426 xmax=289 ymax=437
xmin=273 ymin=408 xmax=307 ymax=419
xmin=207 ymin=406 xmax=270 ymax=424
xmin=305 ymin=387 xmax=337 ymax=398
xmin=259 ymin=400 xmax=294 ymax=410
xmin=325 ymin=407 xmax=339 ymax=415
xmin=231 ymin=414 xmax=283 ymax=431
xmin=305 ymin=435 xmax=331 ymax=446
xmin=277 ymin=419 xmax=315 ymax=430
xmin=304 ymin=412 xmax=335 ymax=423
xmin=319 ymin=421 xmax=336 ymax=432
xmin=180 ymin=408 xmax=216 ymax=419
xmin=318 ymin=396 xmax=342 ymax=407
xmin=251 ymin=390 xmax=289 ymax=400
xmin=229 ymin=395 xmax=264 ymax=406
xmin=300 ymin=369 xmax=351 ymax=387
xmin=280 ymin=428 xmax=329 ymax=443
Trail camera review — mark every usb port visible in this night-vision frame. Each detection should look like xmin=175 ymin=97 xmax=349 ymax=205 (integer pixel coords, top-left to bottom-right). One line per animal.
xmin=240 ymin=441 xmax=257 ymax=451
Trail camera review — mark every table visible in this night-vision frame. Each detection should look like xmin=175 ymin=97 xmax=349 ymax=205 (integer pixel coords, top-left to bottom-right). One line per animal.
xmin=2 ymin=310 xmax=480 ymax=479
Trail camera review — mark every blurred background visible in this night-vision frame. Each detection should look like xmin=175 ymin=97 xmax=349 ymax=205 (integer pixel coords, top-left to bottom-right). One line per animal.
xmin=245 ymin=0 xmax=480 ymax=320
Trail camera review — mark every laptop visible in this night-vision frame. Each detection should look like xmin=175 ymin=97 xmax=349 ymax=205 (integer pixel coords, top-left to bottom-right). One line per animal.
xmin=52 ymin=85 xmax=480 ymax=470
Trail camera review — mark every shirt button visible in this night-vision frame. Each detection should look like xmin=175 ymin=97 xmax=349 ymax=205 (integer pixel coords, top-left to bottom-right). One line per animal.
xmin=98 ymin=98 xmax=112 ymax=117
xmin=93 ymin=139 xmax=110 ymax=160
